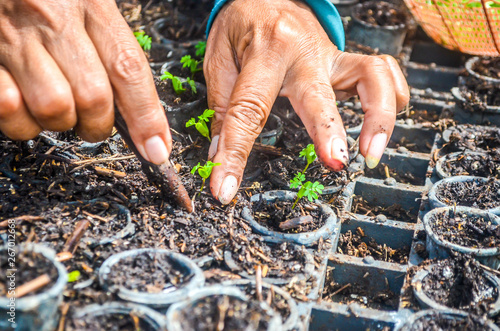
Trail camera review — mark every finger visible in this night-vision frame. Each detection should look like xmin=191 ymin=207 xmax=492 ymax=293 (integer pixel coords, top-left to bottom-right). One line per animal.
xmin=330 ymin=53 xmax=398 ymax=169
xmin=0 ymin=43 xmax=76 ymax=132
xmin=0 ymin=65 xmax=42 ymax=140
xmin=377 ymin=55 xmax=409 ymax=111
xmin=42 ymin=19 xmax=114 ymax=142
xmin=203 ymin=26 xmax=239 ymax=160
xmin=85 ymin=1 xmax=171 ymax=164
xmin=283 ymin=70 xmax=348 ymax=171
xmin=210 ymin=56 xmax=286 ymax=204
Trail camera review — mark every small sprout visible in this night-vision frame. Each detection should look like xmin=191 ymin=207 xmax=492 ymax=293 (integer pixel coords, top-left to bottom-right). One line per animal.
xmin=289 ymin=172 xmax=305 ymax=189
xmin=292 ymin=181 xmax=324 ymax=209
xmin=186 ymin=109 xmax=215 ymax=141
xmin=68 ymin=270 xmax=81 ymax=283
xmin=134 ymin=31 xmax=152 ymax=52
xmin=160 ymin=71 xmax=186 ymax=95
xmin=180 ymin=55 xmax=202 ymax=77
xmin=195 ymin=41 xmax=207 ymax=58
xmin=299 ymin=144 xmax=318 ymax=174
xmin=186 ymin=77 xmax=197 ymax=94
xmin=191 ymin=161 xmax=221 ymax=194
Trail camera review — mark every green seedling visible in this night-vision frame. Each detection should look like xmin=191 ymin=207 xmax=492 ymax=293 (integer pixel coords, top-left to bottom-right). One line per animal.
xmin=191 ymin=161 xmax=221 ymax=194
xmin=289 ymin=171 xmax=305 ymax=189
xmin=195 ymin=41 xmax=207 ymax=57
xmin=299 ymin=144 xmax=317 ymax=175
xmin=160 ymin=71 xmax=185 ymax=94
xmin=292 ymin=181 xmax=324 ymax=209
xmin=134 ymin=31 xmax=152 ymax=51
xmin=186 ymin=109 xmax=215 ymax=141
xmin=180 ymin=55 xmax=202 ymax=77
xmin=67 ymin=270 xmax=81 ymax=283
xmin=186 ymin=77 xmax=197 ymax=94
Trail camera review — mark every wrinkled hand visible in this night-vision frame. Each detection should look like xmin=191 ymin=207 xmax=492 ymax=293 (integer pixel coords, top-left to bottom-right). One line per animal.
xmin=205 ymin=0 xmax=409 ymax=205
xmin=0 ymin=0 xmax=171 ymax=164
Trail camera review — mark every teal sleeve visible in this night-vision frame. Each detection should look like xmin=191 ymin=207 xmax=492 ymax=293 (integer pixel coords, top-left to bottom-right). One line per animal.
xmin=205 ymin=0 xmax=345 ymax=51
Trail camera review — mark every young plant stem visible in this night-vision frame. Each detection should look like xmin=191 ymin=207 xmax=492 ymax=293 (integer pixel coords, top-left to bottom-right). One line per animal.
xmin=302 ymin=163 xmax=310 ymax=175
xmin=292 ymin=196 xmax=300 ymax=210
xmin=199 ymin=178 xmax=206 ymax=195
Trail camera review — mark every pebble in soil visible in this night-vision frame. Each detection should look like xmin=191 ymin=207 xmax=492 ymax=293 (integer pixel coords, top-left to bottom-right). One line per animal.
xmin=0 ymin=250 xmax=59 ymax=297
xmin=337 ymin=228 xmax=410 ymax=264
xmin=441 ymin=151 xmax=500 ymax=178
xmin=420 ymin=255 xmax=498 ymax=312
xmin=351 ymin=195 xmax=418 ymax=223
xmin=67 ymin=312 xmax=157 ymax=331
xmin=107 ymin=250 xmax=192 ymax=294
xmin=176 ymin=295 xmax=275 ymax=331
xmin=251 ymin=198 xmax=326 ymax=234
xmin=339 ymin=106 xmax=363 ymax=130
xmin=322 ymin=267 xmax=399 ymax=311
xmin=436 ymin=178 xmax=500 ymax=210
xmin=429 ymin=209 xmax=500 ymax=249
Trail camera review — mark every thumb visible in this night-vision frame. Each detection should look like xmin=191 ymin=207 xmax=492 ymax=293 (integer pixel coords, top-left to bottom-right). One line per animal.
xmin=210 ymin=58 xmax=285 ymax=205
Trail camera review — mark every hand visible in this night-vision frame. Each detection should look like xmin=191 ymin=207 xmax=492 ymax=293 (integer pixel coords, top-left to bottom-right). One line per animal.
xmin=0 ymin=0 xmax=171 ymax=165
xmin=205 ymin=0 xmax=409 ymax=205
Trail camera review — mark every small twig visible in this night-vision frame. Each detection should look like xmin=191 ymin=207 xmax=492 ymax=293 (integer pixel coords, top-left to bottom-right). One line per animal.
xmin=216 ymin=295 xmax=229 ymax=331
xmin=9 ymin=274 xmax=51 ymax=299
xmin=62 ymin=218 xmax=90 ymax=254
xmin=255 ymin=265 xmax=263 ymax=302
xmin=82 ymin=211 xmax=110 ymax=223
xmin=72 ymin=155 xmax=135 ymax=166
xmin=331 ymin=283 xmax=351 ymax=296
xmin=480 ymin=264 xmax=500 ymax=277
xmin=57 ymin=303 xmax=70 ymax=331
xmin=0 ymin=216 xmax=44 ymax=228
xmin=94 ymin=166 xmax=126 ymax=178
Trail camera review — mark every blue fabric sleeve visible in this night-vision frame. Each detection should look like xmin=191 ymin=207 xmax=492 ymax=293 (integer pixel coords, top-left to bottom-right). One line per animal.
xmin=205 ymin=0 xmax=345 ymax=51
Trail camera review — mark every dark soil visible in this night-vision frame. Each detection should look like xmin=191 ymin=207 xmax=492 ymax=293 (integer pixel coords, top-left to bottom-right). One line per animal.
xmin=238 ymin=284 xmax=291 ymax=322
xmin=177 ymin=295 xmax=275 ymax=331
xmin=354 ymin=1 xmax=407 ymax=27
xmin=68 ymin=312 xmax=157 ymax=331
xmin=322 ymin=268 xmax=399 ymax=311
xmin=251 ymin=198 xmax=325 ymax=234
xmin=421 ymin=255 xmax=498 ymax=311
xmin=459 ymin=75 xmax=500 ymax=109
xmin=388 ymin=137 xmax=432 ymax=153
xmin=364 ymin=162 xmax=425 ymax=186
xmin=401 ymin=311 xmax=496 ymax=331
xmin=337 ymin=229 xmax=410 ymax=264
xmin=429 ymin=209 xmax=500 ymax=249
xmin=0 ymin=250 xmax=58 ymax=297
xmin=444 ymin=125 xmax=500 ymax=153
xmin=441 ymin=151 xmax=500 ymax=178
xmin=352 ymin=195 xmax=418 ymax=223
xmin=396 ymin=108 xmax=440 ymax=126
xmin=435 ymin=178 xmax=500 ymax=210
xmin=339 ymin=107 xmax=363 ymax=129
xmin=471 ymin=57 xmax=500 ymax=80
xmin=155 ymin=76 xmax=204 ymax=105
xmin=107 ymin=250 xmax=192 ymax=293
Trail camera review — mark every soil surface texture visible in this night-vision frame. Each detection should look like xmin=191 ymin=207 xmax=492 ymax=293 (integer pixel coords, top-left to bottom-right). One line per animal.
xmin=252 ymin=198 xmax=325 ymax=234
xmin=355 ymin=1 xmax=407 ymax=27
xmin=337 ymin=229 xmax=410 ymax=264
xmin=400 ymin=311 xmax=495 ymax=331
xmin=435 ymin=178 xmax=500 ymax=210
xmin=441 ymin=151 xmax=500 ymax=178
xmin=429 ymin=209 xmax=500 ymax=249
xmin=444 ymin=125 xmax=500 ymax=153
xmin=0 ymin=250 xmax=58 ymax=297
xmin=339 ymin=107 xmax=363 ymax=129
xmin=472 ymin=57 xmax=500 ymax=80
xmin=107 ymin=250 xmax=192 ymax=293
xmin=68 ymin=312 xmax=157 ymax=331
xmin=365 ymin=162 xmax=424 ymax=186
xmin=420 ymin=255 xmax=498 ymax=311
xmin=177 ymin=295 xmax=275 ymax=331
xmin=396 ymin=108 xmax=440 ymax=126
xmin=352 ymin=195 xmax=418 ymax=223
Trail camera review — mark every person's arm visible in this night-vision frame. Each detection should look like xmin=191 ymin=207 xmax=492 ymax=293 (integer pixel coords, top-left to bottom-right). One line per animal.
xmin=204 ymin=0 xmax=409 ymax=204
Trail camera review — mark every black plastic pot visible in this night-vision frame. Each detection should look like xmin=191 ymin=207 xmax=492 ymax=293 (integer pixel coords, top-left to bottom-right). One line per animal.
xmin=165 ymin=286 xmax=283 ymax=331
xmin=242 ymin=190 xmax=339 ymax=247
xmin=69 ymin=302 xmax=166 ymax=331
xmin=257 ymin=114 xmax=284 ymax=146
xmin=0 ymin=244 xmax=68 ymax=331
xmin=99 ymin=248 xmax=205 ymax=310
xmin=349 ymin=2 xmax=408 ymax=55
xmin=422 ymin=206 xmax=500 ymax=268
xmin=435 ymin=151 xmax=495 ymax=179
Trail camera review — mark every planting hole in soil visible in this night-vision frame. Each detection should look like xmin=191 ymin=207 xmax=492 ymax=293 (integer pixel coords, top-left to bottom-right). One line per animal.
xmin=364 ymin=162 xmax=425 ymax=186
xmin=337 ymin=228 xmax=410 ymax=264
xmin=352 ymin=195 xmax=418 ymax=223
xmin=433 ymin=177 xmax=500 ymax=210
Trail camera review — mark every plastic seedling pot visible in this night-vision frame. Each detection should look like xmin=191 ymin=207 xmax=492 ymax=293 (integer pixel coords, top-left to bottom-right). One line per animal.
xmin=349 ymin=2 xmax=408 ymax=56
xmin=99 ymin=248 xmax=205 ymax=310
xmin=0 ymin=244 xmax=68 ymax=331
xmin=331 ymin=0 xmax=359 ymax=17
xmin=241 ymin=190 xmax=339 ymax=247
xmin=422 ymin=206 xmax=500 ymax=268
xmin=256 ymin=114 xmax=284 ymax=146
xmin=428 ymin=176 xmax=500 ymax=215
xmin=69 ymin=302 xmax=166 ymax=331
xmin=452 ymin=87 xmax=500 ymax=127
xmin=222 ymin=279 xmax=299 ymax=331
xmin=86 ymin=203 xmax=136 ymax=247
xmin=165 ymin=286 xmax=283 ymax=331
xmin=441 ymin=124 xmax=500 ymax=153
xmin=394 ymin=309 xmax=500 ymax=331
xmin=411 ymin=265 xmax=500 ymax=316
xmin=435 ymin=151 xmax=496 ymax=179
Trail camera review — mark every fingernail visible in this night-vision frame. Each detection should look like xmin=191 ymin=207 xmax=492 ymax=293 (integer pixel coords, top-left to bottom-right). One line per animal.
xmin=331 ymin=138 xmax=349 ymax=166
xmin=144 ymin=135 xmax=169 ymax=164
xmin=208 ymin=135 xmax=219 ymax=160
xmin=366 ymin=133 xmax=387 ymax=169
xmin=218 ymin=175 xmax=238 ymax=205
